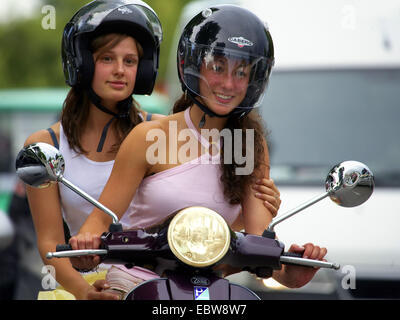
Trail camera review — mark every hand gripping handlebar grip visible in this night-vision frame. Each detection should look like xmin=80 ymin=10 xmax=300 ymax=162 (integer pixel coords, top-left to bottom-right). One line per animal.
xmin=282 ymin=251 xmax=303 ymax=258
xmin=56 ymin=244 xmax=73 ymax=252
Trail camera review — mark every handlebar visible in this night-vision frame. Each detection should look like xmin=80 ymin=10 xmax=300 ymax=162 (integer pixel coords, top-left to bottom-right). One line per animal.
xmin=282 ymin=252 xmax=303 ymax=258
xmin=56 ymin=244 xmax=73 ymax=251
xmin=46 ymin=244 xmax=108 ymax=259
xmin=280 ymin=252 xmax=340 ymax=270
xmin=47 ymin=243 xmax=340 ymax=270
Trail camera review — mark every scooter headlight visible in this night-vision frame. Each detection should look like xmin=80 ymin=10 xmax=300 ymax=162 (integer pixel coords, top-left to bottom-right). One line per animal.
xmin=167 ymin=207 xmax=231 ymax=267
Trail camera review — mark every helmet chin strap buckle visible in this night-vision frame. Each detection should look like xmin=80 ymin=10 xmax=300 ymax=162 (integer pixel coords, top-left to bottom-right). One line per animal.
xmin=238 ymin=111 xmax=247 ymax=119
xmin=199 ymin=113 xmax=206 ymax=128
xmin=188 ymin=91 xmax=250 ymax=126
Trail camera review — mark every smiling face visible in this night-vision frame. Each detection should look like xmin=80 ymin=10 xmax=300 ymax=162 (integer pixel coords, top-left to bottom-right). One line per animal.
xmin=198 ymin=54 xmax=251 ymax=115
xmin=91 ymin=34 xmax=141 ymax=109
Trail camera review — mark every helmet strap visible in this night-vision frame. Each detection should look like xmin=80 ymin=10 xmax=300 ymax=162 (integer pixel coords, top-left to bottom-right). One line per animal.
xmin=87 ymin=87 xmax=133 ymax=152
xmin=186 ymin=90 xmax=225 ymax=119
xmin=199 ymin=113 xmax=206 ymax=128
xmin=186 ymin=90 xmax=250 ymax=127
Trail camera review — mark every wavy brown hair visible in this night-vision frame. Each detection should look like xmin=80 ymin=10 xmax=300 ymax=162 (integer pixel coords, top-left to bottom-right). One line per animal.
xmin=173 ymin=94 xmax=269 ymax=205
xmin=61 ymin=33 xmax=143 ymax=154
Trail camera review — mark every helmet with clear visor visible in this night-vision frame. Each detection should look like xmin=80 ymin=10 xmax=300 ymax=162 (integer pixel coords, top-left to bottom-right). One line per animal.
xmin=62 ymin=0 xmax=163 ymax=95
xmin=177 ymin=5 xmax=274 ymax=117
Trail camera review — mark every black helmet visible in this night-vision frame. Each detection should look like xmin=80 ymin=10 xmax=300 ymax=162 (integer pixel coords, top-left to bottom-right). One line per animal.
xmin=62 ymin=0 xmax=162 ymax=95
xmin=177 ymin=5 xmax=274 ymax=118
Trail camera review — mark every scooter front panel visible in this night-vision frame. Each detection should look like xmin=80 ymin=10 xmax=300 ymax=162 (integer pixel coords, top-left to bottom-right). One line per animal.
xmin=167 ymin=271 xmax=230 ymax=300
xmin=125 ymin=278 xmax=171 ymax=300
xmin=230 ymin=283 xmax=260 ymax=300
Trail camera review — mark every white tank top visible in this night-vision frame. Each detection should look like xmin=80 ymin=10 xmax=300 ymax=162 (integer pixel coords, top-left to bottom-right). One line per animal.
xmin=58 ymin=125 xmax=133 ymax=236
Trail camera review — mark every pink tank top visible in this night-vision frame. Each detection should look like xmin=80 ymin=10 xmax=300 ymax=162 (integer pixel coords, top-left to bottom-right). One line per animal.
xmin=124 ymin=108 xmax=241 ymax=229
xmin=110 ymin=108 xmax=241 ymax=282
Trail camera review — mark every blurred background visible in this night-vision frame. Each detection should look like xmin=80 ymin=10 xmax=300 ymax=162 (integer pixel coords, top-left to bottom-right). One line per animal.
xmin=1 ymin=0 xmax=399 ymax=300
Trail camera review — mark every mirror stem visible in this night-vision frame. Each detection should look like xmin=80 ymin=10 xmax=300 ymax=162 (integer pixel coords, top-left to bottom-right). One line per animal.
xmin=57 ymin=174 xmax=120 ymax=226
xmin=266 ymin=192 xmax=330 ymax=233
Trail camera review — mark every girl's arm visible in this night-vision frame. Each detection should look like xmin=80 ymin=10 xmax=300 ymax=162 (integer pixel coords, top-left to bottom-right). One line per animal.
xmin=253 ymin=178 xmax=281 ymax=217
xmin=240 ymin=136 xmax=327 ymax=288
xmin=241 ymin=136 xmax=275 ymax=235
xmin=70 ymin=121 xmax=157 ymax=247
xmin=231 ymin=177 xmax=281 ymax=232
xmin=24 ymin=128 xmax=117 ymax=300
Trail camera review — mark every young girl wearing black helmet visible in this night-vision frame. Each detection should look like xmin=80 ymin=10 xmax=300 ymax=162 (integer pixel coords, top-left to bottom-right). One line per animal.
xmin=71 ymin=5 xmax=326 ymax=297
xmin=24 ymin=0 xmax=164 ymax=300
xmin=24 ymin=1 xmax=280 ymax=300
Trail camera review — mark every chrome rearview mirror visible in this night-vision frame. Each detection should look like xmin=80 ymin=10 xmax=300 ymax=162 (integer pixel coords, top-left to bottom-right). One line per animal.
xmin=325 ymin=161 xmax=374 ymax=208
xmin=266 ymin=161 xmax=374 ymax=234
xmin=15 ymin=143 xmax=121 ymax=229
xmin=15 ymin=142 xmax=64 ymax=188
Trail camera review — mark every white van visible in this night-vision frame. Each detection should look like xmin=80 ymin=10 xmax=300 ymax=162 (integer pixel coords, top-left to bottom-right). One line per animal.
xmin=166 ymin=0 xmax=400 ymax=299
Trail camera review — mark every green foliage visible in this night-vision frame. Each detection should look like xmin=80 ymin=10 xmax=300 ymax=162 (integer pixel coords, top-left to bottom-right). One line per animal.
xmin=0 ymin=0 xmax=193 ymax=89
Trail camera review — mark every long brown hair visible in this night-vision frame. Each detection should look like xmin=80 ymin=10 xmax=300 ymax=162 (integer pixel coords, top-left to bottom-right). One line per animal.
xmin=173 ymin=94 xmax=269 ymax=205
xmin=61 ymin=33 xmax=143 ymax=154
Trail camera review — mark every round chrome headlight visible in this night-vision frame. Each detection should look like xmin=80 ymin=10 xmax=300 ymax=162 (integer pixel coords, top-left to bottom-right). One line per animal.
xmin=167 ymin=207 xmax=231 ymax=268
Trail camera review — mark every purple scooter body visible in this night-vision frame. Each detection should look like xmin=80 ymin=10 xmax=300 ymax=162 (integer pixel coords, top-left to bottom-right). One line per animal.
xmin=96 ymin=228 xmax=285 ymax=300
xmin=125 ymin=271 xmax=260 ymax=300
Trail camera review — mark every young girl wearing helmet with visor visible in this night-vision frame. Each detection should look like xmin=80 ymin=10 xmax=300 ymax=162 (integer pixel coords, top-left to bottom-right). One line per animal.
xmin=70 ymin=5 xmax=326 ymax=298
xmin=23 ymin=1 xmax=280 ymax=300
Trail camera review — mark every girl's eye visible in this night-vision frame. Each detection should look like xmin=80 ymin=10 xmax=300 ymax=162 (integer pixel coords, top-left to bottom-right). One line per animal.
xmin=236 ymin=70 xmax=246 ymax=78
xmin=101 ymin=56 xmax=113 ymax=63
xmin=211 ymin=63 xmax=224 ymax=73
xmin=125 ymin=58 xmax=138 ymax=66
xmin=235 ymin=66 xmax=248 ymax=78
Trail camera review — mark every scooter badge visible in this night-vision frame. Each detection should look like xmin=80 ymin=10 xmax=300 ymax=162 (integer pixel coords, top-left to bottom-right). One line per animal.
xmin=194 ymin=286 xmax=210 ymax=300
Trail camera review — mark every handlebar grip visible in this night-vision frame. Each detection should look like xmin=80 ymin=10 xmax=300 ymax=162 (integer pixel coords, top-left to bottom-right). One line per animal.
xmin=56 ymin=244 xmax=73 ymax=252
xmin=282 ymin=252 xmax=303 ymax=258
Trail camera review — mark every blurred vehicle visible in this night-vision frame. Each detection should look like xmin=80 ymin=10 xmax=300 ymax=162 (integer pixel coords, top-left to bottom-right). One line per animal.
xmin=0 ymin=87 xmax=169 ymax=299
xmin=166 ymin=0 xmax=400 ymax=299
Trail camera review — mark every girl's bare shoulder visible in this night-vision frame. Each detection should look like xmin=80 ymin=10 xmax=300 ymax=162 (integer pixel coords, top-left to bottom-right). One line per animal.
xmin=134 ymin=112 xmax=182 ymax=133
xmin=149 ymin=113 xmax=166 ymax=120
xmin=24 ymin=122 xmax=61 ymax=147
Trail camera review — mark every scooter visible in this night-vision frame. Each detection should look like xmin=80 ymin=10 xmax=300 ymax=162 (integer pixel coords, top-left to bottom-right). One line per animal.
xmin=15 ymin=142 xmax=374 ymax=300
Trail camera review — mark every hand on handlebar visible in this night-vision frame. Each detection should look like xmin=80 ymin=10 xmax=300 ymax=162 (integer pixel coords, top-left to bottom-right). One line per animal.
xmin=69 ymin=232 xmax=102 ymax=271
xmin=275 ymin=243 xmax=328 ymax=289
